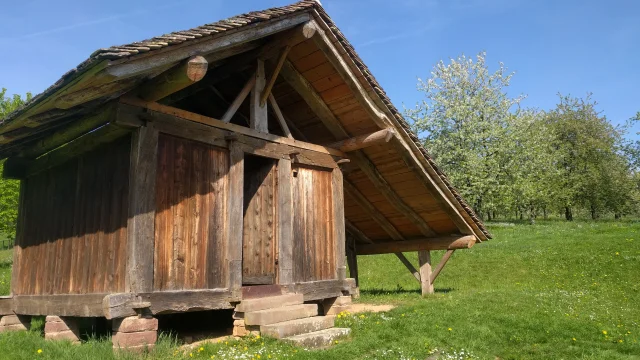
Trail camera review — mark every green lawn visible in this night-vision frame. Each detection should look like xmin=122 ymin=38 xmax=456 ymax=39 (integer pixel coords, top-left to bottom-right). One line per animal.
xmin=1 ymin=220 xmax=639 ymax=359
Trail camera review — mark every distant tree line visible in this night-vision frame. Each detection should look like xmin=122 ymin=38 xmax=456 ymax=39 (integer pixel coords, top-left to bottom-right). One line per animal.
xmin=407 ymin=52 xmax=640 ymax=221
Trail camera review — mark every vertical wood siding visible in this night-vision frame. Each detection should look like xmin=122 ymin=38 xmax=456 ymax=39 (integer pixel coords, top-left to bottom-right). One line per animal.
xmin=14 ymin=138 xmax=131 ymax=295
xmin=154 ymin=134 xmax=228 ymax=290
xmin=242 ymin=157 xmax=278 ymax=284
xmin=292 ymin=165 xmax=336 ymax=282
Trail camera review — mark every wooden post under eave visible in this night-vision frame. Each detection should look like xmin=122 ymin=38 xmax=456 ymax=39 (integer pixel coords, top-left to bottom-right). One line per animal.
xmin=227 ymin=141 xmax=244 ymax=293
xmin=277 ymin=158 xmax=293 ymax=284
xmin=126 ymin=124 xmax=159 ymax=293
xmin=345 ymin=235 xmax=358 ymax=287
xmin=418 ymin=250 xmax=434 ymax=295
xmin=250 ymin=59 xmax=268 ymax=133
xmin=332 ymin=168 xmax=346 ymax=281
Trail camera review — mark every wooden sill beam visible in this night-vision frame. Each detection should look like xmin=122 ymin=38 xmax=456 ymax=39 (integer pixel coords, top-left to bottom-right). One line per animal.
xmin=357 ymin=235 xmax=476 ymax=255
xmin=136 ymin=56 xmax=208 ymax=102
xmin=327 ymin=128 xmax=395 ymax=152
xmin=119 ymin=97 xmax=345 ymax=157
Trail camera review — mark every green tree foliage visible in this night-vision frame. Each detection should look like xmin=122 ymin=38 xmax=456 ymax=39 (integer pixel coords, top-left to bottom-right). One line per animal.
xmin=0 ymin=88 xmax=32 ymax=238
xmin=408 ymin=53 xmax=639 ymax=221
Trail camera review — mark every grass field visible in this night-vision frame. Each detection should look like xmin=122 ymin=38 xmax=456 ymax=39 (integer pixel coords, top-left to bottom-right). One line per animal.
xmin=0 ymin=220 xmax=639 ymax=359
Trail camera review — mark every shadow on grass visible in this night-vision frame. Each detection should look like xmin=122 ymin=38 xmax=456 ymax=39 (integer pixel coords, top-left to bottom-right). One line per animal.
xmin=362 ymin=287 xmax=455 ymax=296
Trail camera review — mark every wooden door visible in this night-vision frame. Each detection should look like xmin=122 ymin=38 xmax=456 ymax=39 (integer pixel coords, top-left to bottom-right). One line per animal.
xmin=292 ymin=165 xmax=336 ymax=282
xmin=242 ymin=155 xmax=278 ymax=285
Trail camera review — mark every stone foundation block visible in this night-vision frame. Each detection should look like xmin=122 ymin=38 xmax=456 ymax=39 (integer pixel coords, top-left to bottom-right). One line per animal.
xmin=232 ymin=319 xmax=259 ymax=337
xmin=112 ymin=316 xmax=158 ymax=350
xmin=323 ymin=296 xmax=352 ymax=315
xmin=112 ymin=330 xmax=157 ymax=348
xmin=44 ymin=316 xmax=79 ymax=344
xmin=0 ymin=315 xmax=30 ymax=332
xmin=324 ymin=304 xmax=351 ymax=316
xmin=112 ymin=317 xmax=158 ymax=333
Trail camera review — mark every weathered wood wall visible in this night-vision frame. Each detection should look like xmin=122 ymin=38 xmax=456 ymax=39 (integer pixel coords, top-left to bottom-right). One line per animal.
xmin=292 ymin=165 xmax=336 ymax=282
xmin=242 ymin=156 xmax=278 ymax=285
xmin=14 ymin=138 xmax=131 ymax=295
xmin=154 ymin=134 xmax=228 ymax=291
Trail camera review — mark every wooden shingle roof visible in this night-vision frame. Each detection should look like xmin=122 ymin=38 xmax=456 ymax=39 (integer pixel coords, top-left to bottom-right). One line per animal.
xmin=1 ymin=0 xmax=490 ymax=239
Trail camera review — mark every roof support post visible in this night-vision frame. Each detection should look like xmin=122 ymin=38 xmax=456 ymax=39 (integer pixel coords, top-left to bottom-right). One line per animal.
xmin=277 ymin=158 xmax=293 ymax=284
xmin=250 ymin=59 xmax=268 ymax=133
xmin=332 ymin=167 xmax=346 ymax=281
xmin=126 ymin=122 xmax=159 ymax=293
xmin=418 ymin=250 xmax=434 ymax=295
xmin=227 ymin=140 xmax=244 ymax=295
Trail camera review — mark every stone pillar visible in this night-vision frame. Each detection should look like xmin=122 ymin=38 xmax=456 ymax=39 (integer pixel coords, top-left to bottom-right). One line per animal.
xmin=322 ymin=296 xmax=352 ymax=316
xmin=44 ymin=316 xmax=80 ymax=343
xmin=0 ymin=315 xmax=30 ymax=333
xmin=231 ymin=311 xmax=259 ymax=337
xmin=112 ymin=316 xmax=158 ymax=351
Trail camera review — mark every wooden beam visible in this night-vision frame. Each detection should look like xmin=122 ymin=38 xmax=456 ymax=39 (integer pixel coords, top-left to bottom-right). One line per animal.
xmin=13 ymin=294 xmax=107 ymax=317
xmin=260 ymin=45 xmax=291 ymax=106
xmin=343 ymin=180 xmax=403 ymax=241
xmin=250 ymin=59 xmax=268 ymax=132
xmin=221 ymin=73 xmax=256 ymax=123
xmin=119 ymin=97 xmax=345 ymax=157
xmin=430 ymin=249 xmax=455 ymax=284
xmin=350 ymin=151 xmax=437 ymax=237
xmin=102 ymin=290 xmax=236 ymax=319
xmin=280 ymin=59 xmax=435 ymax=237
xmin=268 ymin=94 xmax=292 ymax=138
xmin=0 ymin=296 xmax=12 ymax=315
xmin=19 ymin=103 xmax=117 ymax=159
xmin=125 ymin=123 xmax=159 ymax=293
xmin=283 ymin=280 xmax=344 ymax=302
xmin=345 ymin=235 xmax=359 ymax=287
xmin=309 ymin=16 xmax=480 ymax=239
xmin=356 ymin=235 xmax=476 ymax=255
xmin=14 ymin=123 xmax=130 ymax=179
xmin=388 ymin=137 xmax=477 ymax=237
xmin=104 ymin=12 xmax=311 ymax=80
xmin=345 ymin=219 xmax=420 ymax=283
xmin=227 ymin=141 xmax=244 ymax=294
xmin=308 ymin=19 xmax=388 ymax=129
xmin=332 ymin=168 xmax=346 ymax=281
xmin=117 ymin=103 xmax=338 ymax=169
xmin=280 ymin=60 xmax=349 ymax=140
xmin=210 ymin=85 xmax=250 ymax=126
xmin=277 ymin=158 xmax=293 ymax=284
xmin=327 ymin=129 xmax=395 ymax=152
xmin=136 ymin=56 xmax=208 ymax=102
xmin=418 ymin=251 xmax=434 ymax=295
xmin=258 ymin=21 xmax=318 ymax=60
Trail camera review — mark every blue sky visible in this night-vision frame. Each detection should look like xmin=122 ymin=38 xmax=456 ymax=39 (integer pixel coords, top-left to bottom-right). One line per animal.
xmin=1 ymin=0 xmax=638 ymax=133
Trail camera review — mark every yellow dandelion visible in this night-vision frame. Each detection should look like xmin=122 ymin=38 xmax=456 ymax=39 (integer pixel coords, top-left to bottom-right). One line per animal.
xmin=190 ymin=353 xmax=194 ymax=358
xmin=211 ymin=356 xmax=215 ymax=359
xmin=199 ymin=347 xmax=204 ymax=352
xmin=602 ymin=330 xmax=608 ymax=335
xmin=335 ymin=340 xmax=339 ymax=344
xmin=618 ymin=339 xmax=624 ymax=343
xmin=616 ymin=252 xmax=620 ymax=255
xmin=359 ymin=315 xmax=365 ymax=319
xmin=257 ymin=355 xmax=261 ymax=359
xmin=255 ymin=335 xmax=260 ymax=339
xmin=244 ymin=346 xmax=248 ymax=351
xmin=572 ymin=338 xmax=576 ymax=341
xmin=37 ymin=349 xmax=43 ymax=354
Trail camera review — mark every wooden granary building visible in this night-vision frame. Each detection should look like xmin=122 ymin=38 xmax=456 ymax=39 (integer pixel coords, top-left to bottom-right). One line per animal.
xmin=0 ymin=0 xmax=489 ymax=348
